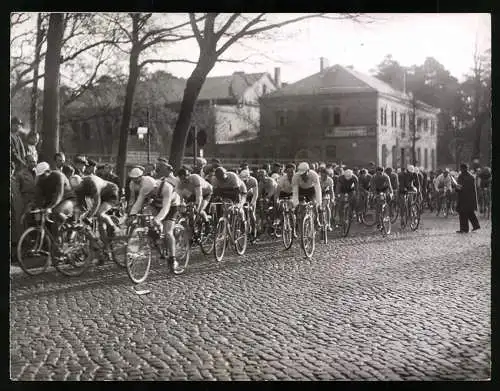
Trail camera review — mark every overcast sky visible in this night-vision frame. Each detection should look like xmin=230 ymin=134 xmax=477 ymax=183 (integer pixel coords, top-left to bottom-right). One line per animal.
xmin=149 ymin=13 xmax=491 ymax=83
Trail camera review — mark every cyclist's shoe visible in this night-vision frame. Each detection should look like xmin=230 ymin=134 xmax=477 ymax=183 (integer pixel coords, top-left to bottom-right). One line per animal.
xmin=169 ymin=256 xmax=183 ymax=275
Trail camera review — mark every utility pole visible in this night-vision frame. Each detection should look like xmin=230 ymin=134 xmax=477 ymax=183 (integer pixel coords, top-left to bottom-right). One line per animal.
xmin=410 ymin=92 xmax=418 ymax=166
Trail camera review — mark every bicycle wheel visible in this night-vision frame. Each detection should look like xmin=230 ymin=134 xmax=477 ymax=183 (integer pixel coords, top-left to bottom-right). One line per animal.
xmin=400 ymin=202 xmax=407 ymax=229
xmin=409 ymin=204 xmax=421 ymax=231
xmin=301 ymin=214 xmax=315 ymax=259
xmin=174 ymin=220 xmax=191 ymax=274
xmin=16 ymin=227 xmax=51 ymax=276
xmin=233 ymin=214 xmax=248 ymax=255
xmin=54 ymin=225 xmax=93 ymax=277
xmin=282 ymin=212 xmax=294 ymax=250
xmin=381 ymin=204 xmax=391 ymax=236
xmin=361 ymin=197 xmax=376 ymax=227
xmin=106 ymin=216 xmax=127 ymax=268
xmin=200 ymin=218 xmax=215 ymax=256
xmin=126 ymin=227 xmax=152 ymax=284
xmin=321 ymin=208 xmax=328 ymax=244
xmin=214 ymin=218 xmax=227 ymax=262
xmin=342 ymin=204 xmax=352 ymax=238
xmin=390 ymin=200 xmax=399 ymax=224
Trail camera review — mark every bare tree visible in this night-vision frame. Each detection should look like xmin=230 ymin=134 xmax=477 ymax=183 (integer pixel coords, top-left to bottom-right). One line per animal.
xmin=108 ymin=13 xmax=200 ymax=187
xmin=30 ymin=13 xmax=46 ymax=133
xmin=40 ymin=13 xmax=65 ymax=163
xmin=168 ymin=13 xmax=366 ymax=170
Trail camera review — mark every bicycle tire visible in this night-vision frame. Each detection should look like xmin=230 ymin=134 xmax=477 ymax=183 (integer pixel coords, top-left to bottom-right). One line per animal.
xmin=409 ymin=204 xmax=421 ymax=231
xmin=174 ymin=220 xmax=191 ymax=274
xmin=381 ymin=204 xmax=391 ymax=236
xmin=233 ymin=214 xmax=248 ymax=255
xmin=54 ymin=225 xmax=93 ymax=277
xmin=390 ymin=200 xmax=399 ymax=224
xmin=126 ymin=227 xmax=152 ymax=284
xmin=214 ymin=217 xmax=227 ymax=262
xmin=342 ymin=204 xmax=352 ymax=238
xmin=16 ymin=227 xmax=51 ymax=276
xmin=301 ymin=214 xmax=315 ymax=259
xmin=200 ymin=219 xmax=215 ymax=256
xmin=321 ymin=208 xmax=328 ymax=244
xmin=282 ymin=212 xmax=294 ymax=250
xmin=361 ymin=197 xmax=376 ymax=227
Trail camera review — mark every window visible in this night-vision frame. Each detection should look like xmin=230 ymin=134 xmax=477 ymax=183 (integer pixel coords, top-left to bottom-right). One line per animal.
xmin=417 ymin=118 xmax=422 ymax=132
xmin=321 ymin=107 xmax=330 ymax=125
xmin=431 ymin=149 xmax=435 ymax=170
xmin=326 ymin=145 xmax=336 ymax=159
xmin=380 ymin=107 xmax=387 ymax=126
xmin=391 ymin=111 xmax=398 ymax=127
xmin=392 ymin=145 xmax=397 ymax=168
xmin=400 ymin=113 xmax=405 ymax=130
xmin=431 ymin=119 xmax=436 ymax=134
xmin=424 ymin=119 xmax=429 ymax=131
xmin=417 ymin=148 xmax=421 ymax=166
xmin=424 ymin=148 xmax=428 ymax=170
xmin=333 ymin=108 xmax=341 ymax=126
xmin=401 ymin=148 xmax=406 ymax=168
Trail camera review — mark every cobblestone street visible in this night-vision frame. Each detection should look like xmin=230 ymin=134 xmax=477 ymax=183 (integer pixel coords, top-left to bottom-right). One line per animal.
xmin=10 ymin=214 xmax=491 ymax=381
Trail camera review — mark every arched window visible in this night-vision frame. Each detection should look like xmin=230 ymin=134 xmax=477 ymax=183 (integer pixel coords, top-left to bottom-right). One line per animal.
xmin=333 ymin=108 xmax=341 ymax=126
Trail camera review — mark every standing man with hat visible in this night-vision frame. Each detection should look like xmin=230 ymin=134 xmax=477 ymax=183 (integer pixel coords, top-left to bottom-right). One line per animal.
xmin=455 ymin=163 xmax=480 ymax=233
xmin=10 ymin=117 xmax=27 ymax=172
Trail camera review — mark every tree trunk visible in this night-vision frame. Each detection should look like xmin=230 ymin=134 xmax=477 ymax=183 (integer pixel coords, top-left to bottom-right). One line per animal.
xmin=40 ymin=13 xmax=64 ymax=165
xmin=169 ymin=60 xmax=214 ymax=170
xmin=472 ymin=114 xmax=485 ymax=161
xmin=30 ymin=13 xmax=44 ymax=134
xmin=115 ymin=50 xmax=140 ymax=188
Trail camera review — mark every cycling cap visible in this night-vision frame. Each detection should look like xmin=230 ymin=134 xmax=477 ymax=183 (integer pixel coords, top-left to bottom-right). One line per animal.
xmin=239 ymin=169 xmax=251 ymax=180
xmin=129 ymin=167 xmax=144 ymax=178
xmin=35 ymin=162 xmax=50 ymax=176
xmin=297 ymin=162 xmax=310 ymax=175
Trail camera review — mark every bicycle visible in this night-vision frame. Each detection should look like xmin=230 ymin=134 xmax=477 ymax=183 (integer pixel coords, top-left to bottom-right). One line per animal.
xmin=337 ymin=193 xmax=354 ymax=237
xmin=399 ymin=191 xmax=420 ymax=231
xmin=125 ymin=205 xmax=190 ymax=284
xmin=16 ymin=208 xmax=93 ymax=276
xmin=295 ymin=199 xmax=316 ymax=259
xmin=255 ymin=197 xmax=277 ymax=239
xmin=213 ymin=199 xmax=248 ymax=262
xmin=178 ymin=202 xmax=215 ymax=257
xmin=387 ymin=192 xmax=399 ymax=224
xmin=359 ymin=190 xmax=376 ymax=227
xmin=318 ymin=195 xmax=331 ymax=244
xmin=278 ymin=198 xmax=296 ymax=250
xmin=373 ymin=192 xmax=391 ymax=236
xmin=436 ymin=189 xmax=452 ymax=218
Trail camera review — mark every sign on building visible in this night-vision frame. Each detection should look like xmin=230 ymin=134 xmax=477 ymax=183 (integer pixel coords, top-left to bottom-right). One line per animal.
xmin=325 ymin=126 xmax=372 ymax=138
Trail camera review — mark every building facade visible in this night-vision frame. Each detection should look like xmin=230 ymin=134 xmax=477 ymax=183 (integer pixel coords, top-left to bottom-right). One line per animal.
xmin=260 ymin=64 xmax=440 ymax=169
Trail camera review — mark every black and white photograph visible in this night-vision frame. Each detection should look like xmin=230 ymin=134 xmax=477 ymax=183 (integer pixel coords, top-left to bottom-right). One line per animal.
xmin=10 ymin=12 xmax=491 ymax=381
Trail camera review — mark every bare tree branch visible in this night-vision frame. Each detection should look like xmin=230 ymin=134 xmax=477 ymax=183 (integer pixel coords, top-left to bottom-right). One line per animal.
xmin=139 ymin=58 xmax=199 ymax=69
xmin=215 ymin=13 xmax=266 ymax=57
xmin=214 ymin=13 xmax=241 ymax=40
xmin=189 ymin=13 xmax=203 ymax=44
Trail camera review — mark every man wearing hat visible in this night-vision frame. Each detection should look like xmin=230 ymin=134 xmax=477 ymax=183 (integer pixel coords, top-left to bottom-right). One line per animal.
xmin=10 ymin=117 xmax=27 ymax=172
xmin=127 ymin=166 xmax=156 ymax=214
xmin=73 ymin=155 xmax=88 ymax=176
xmin=292 ymin=162 xmax=322 ymax=212
xmin=455 ymin=163 xmax=480 ymax=233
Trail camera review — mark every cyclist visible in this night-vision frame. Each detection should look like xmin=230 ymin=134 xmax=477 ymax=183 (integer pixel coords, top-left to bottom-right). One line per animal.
xmin=74 ymin=173 xmax=121 ymax=240
xmin=129 ymin=159 xmax=182 ymax=274
xmin=270 ymin=163 xmax=283 ymax=181
xmin=256 ymin=169 xmax=278 ymax=202
xmin=358 ymin=168 xmax=372 ymax=220
xmin=434 ymin=168 xmax=455 ymax=216
xmin=292 ymin=162 xmax=322 ymax=227
xmin=275 ymin=163 xmax=297 ymax=236
xmin=33 ymin=162 xmax=76 ymax=224
xmin=177 ymin=167 xmax=213 ymax=224
xmin=318 ymin=166 xmax=334 ymax=230
xmin=212 ymin=166 xmax=248 ymax=222
xmin=239 ymin=169 xmax=259 ymax=239
xmin=335 ymin=168 xmax=358 ymax=224
xmin=477 ymin=166 xmax=491 ymax=214
xmin=128 ymin=166 xmax=157 ymax=214
xmin=369 ymin=166 xmax=394 ymax=230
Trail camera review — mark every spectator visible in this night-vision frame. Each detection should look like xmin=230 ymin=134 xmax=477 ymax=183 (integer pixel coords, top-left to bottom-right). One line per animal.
xmin=101 ymin=163 xmax=120 ymax=187
xmin=17 ymin=154 xmax=37 ymax=223
xmin=24 ymin=131 xmax=40 ymax=163
xmin=62 ymin=164 xmax=75 ymax=179
xmin=85 ymin=159 xmax=97 ymax=175
xmin=10 ymin=117 xmax=27 ymax=172
xmin=73 ymin=155 xmax=88 ymax=176
xmin=54 ymin=152 xmax=66 ymax=172
xmin=455 ymin=163 xmax=480 ymax=233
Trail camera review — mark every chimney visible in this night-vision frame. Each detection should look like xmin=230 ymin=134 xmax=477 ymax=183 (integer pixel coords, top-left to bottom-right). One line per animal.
xmin=274 ymin=67 xmax=281 ymax=88
xmin=320 ymin=57 xmax=329 ymax=72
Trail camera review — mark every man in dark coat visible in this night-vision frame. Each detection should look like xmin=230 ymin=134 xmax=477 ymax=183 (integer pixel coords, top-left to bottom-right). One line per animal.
xmin=455 ymin=163 xmax=480 ymax=233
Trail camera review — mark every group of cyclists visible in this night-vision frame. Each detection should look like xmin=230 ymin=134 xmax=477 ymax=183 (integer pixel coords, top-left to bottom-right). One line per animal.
xmin=16 ymin=153 xmax=491 ymax=280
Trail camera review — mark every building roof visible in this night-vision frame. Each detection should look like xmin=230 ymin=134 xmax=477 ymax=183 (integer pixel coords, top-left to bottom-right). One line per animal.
xmin=196 ymin=72 xmax=268 ymax=101
xmin=266 ymin=64 xmax=439 ymax=112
